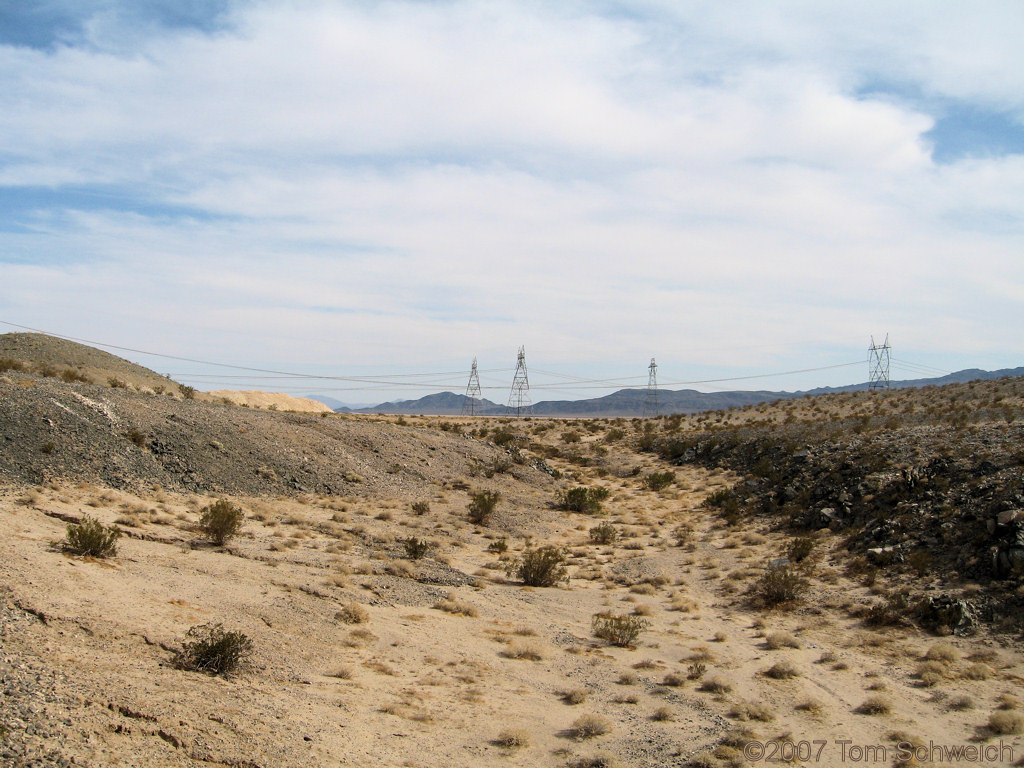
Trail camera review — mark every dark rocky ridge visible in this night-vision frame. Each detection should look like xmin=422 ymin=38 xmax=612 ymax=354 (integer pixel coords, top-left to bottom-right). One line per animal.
xmin=647 ymin=381 xmax=1024 ymax=630
xmin=0 ymin=371 xmax=530 ymax=498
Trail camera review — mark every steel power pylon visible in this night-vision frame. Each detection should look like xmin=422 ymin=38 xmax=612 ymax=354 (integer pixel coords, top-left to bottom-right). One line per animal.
xmin=643 ymin=357 xmax=659 ymax=418
xmin=868 ymin=335 xmax=891 ymax=391
xmin=506 ymin=346 xmax=532 ymax=417
xmin=461 ymin=357 xmax=483 ymax=416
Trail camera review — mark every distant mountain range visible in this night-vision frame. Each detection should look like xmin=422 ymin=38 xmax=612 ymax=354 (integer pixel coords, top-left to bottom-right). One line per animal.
xmin=317 ymin=366 xmax=1024 ymax=418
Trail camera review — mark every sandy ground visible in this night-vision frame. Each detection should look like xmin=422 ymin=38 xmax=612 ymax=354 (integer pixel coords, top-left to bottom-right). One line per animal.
xmin=3 ymin=450 xmax=1022 ymax=767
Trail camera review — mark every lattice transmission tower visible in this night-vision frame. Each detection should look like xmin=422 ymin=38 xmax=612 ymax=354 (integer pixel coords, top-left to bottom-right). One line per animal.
xmin=643 ymin=357 xmax=659 ymax=418
xmin=461 ymin=357 xmax=483 ymax=416
xmin=506 ymin=346 xmax=532 ymax=417
xmin=868 ymin=335 xmax=891 ymax=391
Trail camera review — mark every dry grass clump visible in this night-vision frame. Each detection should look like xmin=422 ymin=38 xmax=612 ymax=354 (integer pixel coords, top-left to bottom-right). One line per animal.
xmin=855 ymin=695 xmax=893 ymax=715
xmin=924 ymin=642 xmax=960 ymax=664
xmin=561 ymin=689 xmax=588 ymax=705
xmin=795 ymin=699 xmax=824 ymax=715
xmin=763 ymin=660 xmax=800 ymax=679
xmin=728 ymin=700 xmax=775 ymax=722
xmin=433 ymin=594 xmax=479 ymax=617
xmin=987 ymin=711 xmax=1024 ymax=735
xmin=996 ymin=694 xmax=1020 ymax=710
xmin=494 ymin=729 xmax=531 ymax=749
xmin=571 ymin=714 xmax=612 ymax=739
xmin=502 ymin=639 xmax=545 ymax=661
xmin=661 ymin=673 xmax=687 ymax=687
xmin=335 ymin=603 xmax=370 ymax=624
xmin=764 ymin=631 xmax=800 ymax=649
xmin=568 ymin=752 xmax=619 ymax=768
xmin=948 ymin=695 xmax=975 ymax=711
xmin=960 ymin=662 xmax=993 ymax=680
xmin=698 ymin=675 xmax=733 ymax=694
xmin=616 ymin=672 xmax=637 ymax=686
xmin=650 ymin=705 xmax=675 ymax=722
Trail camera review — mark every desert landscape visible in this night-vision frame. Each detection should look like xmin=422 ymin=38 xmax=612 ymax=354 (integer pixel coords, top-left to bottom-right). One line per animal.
xmin=2 ymin=333 xmax=1023 ymax=768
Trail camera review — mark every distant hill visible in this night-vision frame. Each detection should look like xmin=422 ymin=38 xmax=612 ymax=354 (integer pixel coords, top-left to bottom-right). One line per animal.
xmin=350 ymin=366 xmax=1024 ymax=417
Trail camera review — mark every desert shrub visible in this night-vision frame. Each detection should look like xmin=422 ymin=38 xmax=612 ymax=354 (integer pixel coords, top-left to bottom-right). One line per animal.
xmin=562 ymin=688 xmax=588 ymax=705
xmin=403 ymin=537 xmax=431 ymax=560
xmin=786 ymin=536 xmax=816 ymax=564
xmin=753 ymin=563 xmax=806 ymax=607
xmin=178 ymin=384 xmax=196 ymax=399
xmin=651 ymin=705 xmax=675 ymax=721
xmin=411 ymin=501 xmax=430 ymax=515
xmin=62 ymin=515 xmax=121 ymax=558
xmin=468 ymin=490 xmax=500 ymax=524
xmin=107 ymin=376 xmax=127 ymax=388
xmin=855 ymin=695 xmax=892 ymax=715
xmin=60 ymin=368 xmax=91 ymax=383
xmin=502 ymin=639 xmax=545 ymax=660
xmin=687 ymin=662 xmax=707 ymax=679
xmin=176 ymin=623 xmax=253 ymax=676
xmin=335 ymin=603 xmax=369 ymax=624
xmin=126 ymin=428 xmax=146 ymax=448
xmin=988 ymin=712 xmax=1024 ymax=735
xmin=592 ymin=612 xmax=649 ymax=647
xmin=764 ymin=631 xmax=801 ymax=650
xmin=644 ymin=471 xmax=675 ymax=491
xmin=556 ymin=486 xmax=609 ymax=514
xmin=764 ymin=660 xmax=800 ymax=679
xmin=571 ymin=714 xmax=612 ymax=739
xmin=487 ymin=539 xmax=508 ymax=554
xmin=703 ymin=487 xmax=739 ymax=511
xmin=589 ymin=521 xmax=618 ymax=545
xmin=698 ymin=675 xmax=733 ymax=694
xmin=491 ymin=428 xmax=517 ymax=447
xmin=924 ymin=642 xmax=960 ymax=663
xmin=198 ymin=499 xmax=245 ymax=545
xmin=863 ymin=593 xmax=913 ymax=627
xmin=495 ymin=729 xmax=530 ymax=748
xmin=0 ymin=358 xmax=26 ymax=372
xmin=511 ymin=546 xmax=568 ymax=587
xmin=433 ymin=595 xmax=478 ymax=617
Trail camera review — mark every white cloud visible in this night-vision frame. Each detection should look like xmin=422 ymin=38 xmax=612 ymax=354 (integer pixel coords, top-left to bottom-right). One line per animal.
xmin=0 ymin=1 xmax=1022 ymax=396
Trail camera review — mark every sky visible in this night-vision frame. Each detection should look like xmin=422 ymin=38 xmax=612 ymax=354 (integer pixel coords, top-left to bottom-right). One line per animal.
xmin=1 ymin=1 xmax=1022 ymax=404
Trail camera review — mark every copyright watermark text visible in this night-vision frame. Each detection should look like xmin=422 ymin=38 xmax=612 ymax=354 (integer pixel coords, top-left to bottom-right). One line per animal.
xmin=742 ymin=738 xmax=1016 ymax=764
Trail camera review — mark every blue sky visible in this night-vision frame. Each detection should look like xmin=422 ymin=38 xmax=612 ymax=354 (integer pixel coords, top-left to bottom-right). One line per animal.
xmin=1 ymin=1 xmax=1022 ymax=402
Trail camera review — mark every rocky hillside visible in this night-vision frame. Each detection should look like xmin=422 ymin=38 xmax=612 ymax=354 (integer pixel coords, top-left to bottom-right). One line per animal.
xmin=644 ymin=377 xmax=1024 ymax=631
xmin=0 ymin=369 xmax=548 ymax=499
xmin=0 ymin=332 xmax=183 ymax=393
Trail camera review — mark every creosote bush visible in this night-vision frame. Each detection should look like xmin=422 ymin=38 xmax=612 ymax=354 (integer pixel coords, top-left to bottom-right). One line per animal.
xmin=592 ymin=612 xmax=650 ymax=647
xmin=176 ymin=623 xmax=253 ymax=676
xmin=468 ymin=490 xmax=500 ymax=524
xmin=510 ymin=546 xmax=568 ymax=587
xmin=589 ymin=521 xmax=618 ymax=545
xmin=403 ymin=537 xmax=431 ymax=560
xmin=556 ymin=486 xmax=610 ymax=514
xmin=643 ymin=471 xmax=675 ymax=491
xmin=753 ymin=563 xmax=806 ymax=607
xmin=199 ymin=499 xmax=245 ymax=545
xmin=62 ymin=515 xmax=121 ymax=558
